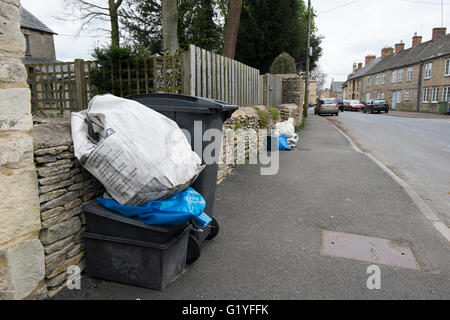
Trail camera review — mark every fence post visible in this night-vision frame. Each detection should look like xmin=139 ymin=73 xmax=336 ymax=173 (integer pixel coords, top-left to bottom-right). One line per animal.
xmin=74 ymin=59 xmax=86 ymax=110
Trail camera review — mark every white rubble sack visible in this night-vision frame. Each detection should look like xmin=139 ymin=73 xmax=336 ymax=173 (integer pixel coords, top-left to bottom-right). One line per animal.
xmin=71 ymin=94 xmax=205 ymax=206
xmin=287 ymin=134 xmax=299 ymax=148
xmin=275 ymin=118 xmax=296 ymax=138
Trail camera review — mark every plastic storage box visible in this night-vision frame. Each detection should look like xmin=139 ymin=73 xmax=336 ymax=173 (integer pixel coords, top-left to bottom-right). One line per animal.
xmin=82 ymin=224 xmax=191 ymax=291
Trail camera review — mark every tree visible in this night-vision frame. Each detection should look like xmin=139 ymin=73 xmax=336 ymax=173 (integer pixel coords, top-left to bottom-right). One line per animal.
xmin=311 ymin=66 xmax=327 ymax=95
xmin=235 ymin=0 xmax=322 ymax=74
xmin=65 ymin=0 xmax=125 ymax=47
xmin=121 ymin=0 xmax=224 ymax=53
xmin=223 ymin=0 xmax=242 ymax=58
xmin=269 ymin=52 xmax=296 ymax=74
xmin=188 ymin=0 xmax=223 ymax=51
xmin=162 ymin=0 xmax=180 ymax=54
xmin=120 ymin=0 xmax=163 ymax=54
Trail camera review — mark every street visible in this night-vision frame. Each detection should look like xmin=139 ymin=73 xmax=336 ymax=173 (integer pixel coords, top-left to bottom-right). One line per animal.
xmin=54 ymin=114 xmax=450 ymax=300
xmin=327 ymin=110 xmax=450 ymax=229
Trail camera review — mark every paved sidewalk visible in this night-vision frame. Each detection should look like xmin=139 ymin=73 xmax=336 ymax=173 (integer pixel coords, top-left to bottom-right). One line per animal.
xmin=387 ymin=110 xmax=450 ymax=119
xmin=54 ymin=115 xmax=450 ymax=300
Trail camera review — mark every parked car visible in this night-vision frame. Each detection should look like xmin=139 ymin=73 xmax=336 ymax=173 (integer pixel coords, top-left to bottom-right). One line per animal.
xmin=336 ymin=98 xmax=345 ymax=112
xmin=344 ymin=100 xmax=364 ymax=112
xmin=363 ymin=100 xmax=389 ymax=113
xmin=315 ymin=98 xmax=339 ymax=116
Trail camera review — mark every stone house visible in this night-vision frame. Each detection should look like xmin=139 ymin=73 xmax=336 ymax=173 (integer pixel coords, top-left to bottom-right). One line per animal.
xmin=344 ymin=61 xmax=376 ymax=101
xmin=329 ymin=79 xmax=344 ymax=99
xmin=308 ymin=80 xmax=317 ymax=104
xmin=19 ymin=5 xmax=57 ymax=64
xmin=346 ymin=28 xmax=450 ymax=113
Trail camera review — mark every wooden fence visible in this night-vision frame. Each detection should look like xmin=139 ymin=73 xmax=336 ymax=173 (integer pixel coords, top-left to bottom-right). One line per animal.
xmin=26 ymin=55 xmax=182 ymax=115
xmin=182 ymin=45 xmax=282 ymax=107
xmin=26 ymin=45 xmax=282 ymax=115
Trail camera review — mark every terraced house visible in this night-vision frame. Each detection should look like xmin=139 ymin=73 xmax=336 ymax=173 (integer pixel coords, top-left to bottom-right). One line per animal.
xmin=344 ymin=27 xmax=450 ymax=113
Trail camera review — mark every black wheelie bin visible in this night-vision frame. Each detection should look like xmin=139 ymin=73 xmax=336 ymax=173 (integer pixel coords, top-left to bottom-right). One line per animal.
xmin=126 ymin=93 xmax=238 ymax=264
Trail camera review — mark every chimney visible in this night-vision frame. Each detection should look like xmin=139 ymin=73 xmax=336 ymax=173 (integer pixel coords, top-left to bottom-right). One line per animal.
xmin=395 ymin=41 xmax=405 ymax=53
xmin=365 ymin=54 xmax=376 ymax=65
xmin=353 ymin=62 xmax=357 ymax=71
xmin=358 ymin=63 xmax=363 ymax=69
xmin=432 ymin=27 xmax=447 ymax=40
xmin=381 ymin=46 xmax=394 ymax=58
xmin=412 ymin=33 xmax=422 ymax=48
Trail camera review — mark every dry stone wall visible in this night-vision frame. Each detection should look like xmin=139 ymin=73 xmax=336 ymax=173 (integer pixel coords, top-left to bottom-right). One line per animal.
xmin=217 ymin=104 xmax=301 ymax=184
xmin=276 ymin=104 xmax=302 ymax=126
xmin=275 ymin=74 xmax=304 ymax=107
xmin=32 ymin=118 xmax=104 ymax=298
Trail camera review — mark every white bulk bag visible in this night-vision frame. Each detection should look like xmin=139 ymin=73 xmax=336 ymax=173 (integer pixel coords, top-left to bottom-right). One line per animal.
xmin=71 ymin=94 xmax=205 ymax=206
xmin=275 ymin=118 xmax=296 ymax=138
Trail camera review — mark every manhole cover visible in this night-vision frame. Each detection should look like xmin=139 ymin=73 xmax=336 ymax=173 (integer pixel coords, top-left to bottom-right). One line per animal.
xmin=322 ymin=230 xmax=421 ymax=270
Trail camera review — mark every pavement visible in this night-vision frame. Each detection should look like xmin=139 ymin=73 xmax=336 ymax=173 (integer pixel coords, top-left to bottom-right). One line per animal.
xmin=54 ymin=113 xmax=450 ymax=300
xmin=386 ymin=110 xmax=450 ymax=119
xmin=328 ymin=110 xmax=450 ymax=228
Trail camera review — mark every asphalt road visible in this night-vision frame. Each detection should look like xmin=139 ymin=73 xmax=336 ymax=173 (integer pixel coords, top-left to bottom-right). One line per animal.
xmin=54 ymin=115 xmax=450 ymax=300
xmin=327 ymin=110 xmax=450 ymax=228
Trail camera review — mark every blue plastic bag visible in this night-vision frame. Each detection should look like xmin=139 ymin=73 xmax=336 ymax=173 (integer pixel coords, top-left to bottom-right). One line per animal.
xmin=97 ymin=187 xmax=212 ymax=227
xmin=278 ymin=135 xmax=291 ymax=151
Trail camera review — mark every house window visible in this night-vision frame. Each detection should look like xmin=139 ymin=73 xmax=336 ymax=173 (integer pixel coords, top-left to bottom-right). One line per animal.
xmin=405 ymin=90 xmax=411 ymax=100
xmin=366 ymin=93 xmax=370 ymax=102
xmin=398 ymin=69 xmax=404 ymax=82
xmin=425 ymin=63 xmax=432 ymax=79
xmin=443 ymin=87 xmax=450 ymax=102
xmin=391 ymin=71 xmax=397 ymax=83
xmin=367 ymin=76 xmax=371 ymax=87
xmin=24 ymin=34 xmax=30 ymax=55
xmin=431 ymin=87 xmax=440 ymax=103
xmin=382 ymin=73 xmax=386 ymax=84
xmin=423 ymin=88 xmax=430 ymax=102
xmin=407 ymin=67 xmax=413 ymax=81
xmin=445 ymin=59 xmax=450 ymax=76
xmin=381 ymin=92 xmax=385 ymax=99
xmin=375 ymin=74 xmax=379 ymax=85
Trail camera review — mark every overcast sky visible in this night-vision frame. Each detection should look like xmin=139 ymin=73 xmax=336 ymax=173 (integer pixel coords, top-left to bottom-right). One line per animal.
xmin=21 ymin=0 xmax=448 ymax=87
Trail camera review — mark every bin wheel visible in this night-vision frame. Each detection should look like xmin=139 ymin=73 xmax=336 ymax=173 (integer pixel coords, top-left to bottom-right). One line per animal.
xmin=206 ymin=217 xmax=220 ymax=240
xmin=187 ymin=234 xmax=201 ymax=265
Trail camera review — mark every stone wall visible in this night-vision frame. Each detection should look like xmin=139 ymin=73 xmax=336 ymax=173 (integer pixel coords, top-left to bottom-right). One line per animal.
xmin=0 ymin=0 xmax=46 ymax=300
xmin=32 ymin=118 xmax=104 ymax=298
xmin=276 ymin=104 xmax=302 ymax=126
xmin=217 ymin=104 xmax=301 ymax=184
xmin=275 ymin=74 xmax=304 ymax=107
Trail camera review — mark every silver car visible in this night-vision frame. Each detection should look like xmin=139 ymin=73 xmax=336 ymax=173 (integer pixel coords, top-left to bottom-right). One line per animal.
xmin=315 ymin=98 xmax=339 ymax=116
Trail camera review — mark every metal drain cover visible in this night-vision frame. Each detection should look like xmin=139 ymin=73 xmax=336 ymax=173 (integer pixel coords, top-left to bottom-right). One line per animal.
xmin=322 ymin=230 xmax=421 ymax=270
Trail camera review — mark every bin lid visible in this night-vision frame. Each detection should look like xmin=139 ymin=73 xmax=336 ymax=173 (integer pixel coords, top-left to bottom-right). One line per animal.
xmin=82 ymin=224 xmax=192 ymax=250
xmin=126 ymin=94 xmax=239 ymax=114
xmin=83 ymin=201 xmax=184 ymax=232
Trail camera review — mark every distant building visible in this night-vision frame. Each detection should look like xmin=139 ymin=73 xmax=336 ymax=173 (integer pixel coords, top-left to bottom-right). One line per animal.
xmin=308 ymin=80 xmax=317 ymax=104
xmin=329 ymin=79 xmax=344 ymax=99
xmin=320 ymin=88 xmax=331 ymax=99
xmin=20 ymin=6 xmax=57 ymax=64
xmin=345 ymin=28 xmax=450 ymax=113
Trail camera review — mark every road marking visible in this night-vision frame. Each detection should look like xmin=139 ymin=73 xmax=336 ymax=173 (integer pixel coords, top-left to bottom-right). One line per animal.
xmin=327 ymin=119 xmax=450 ymax=244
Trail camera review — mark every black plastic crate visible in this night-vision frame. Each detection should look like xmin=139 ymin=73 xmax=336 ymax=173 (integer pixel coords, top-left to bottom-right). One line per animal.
xmin=83 ymin=201 xmax=189 ymax=244
xmin=82 ymin=224 xmax=191 ymax=291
